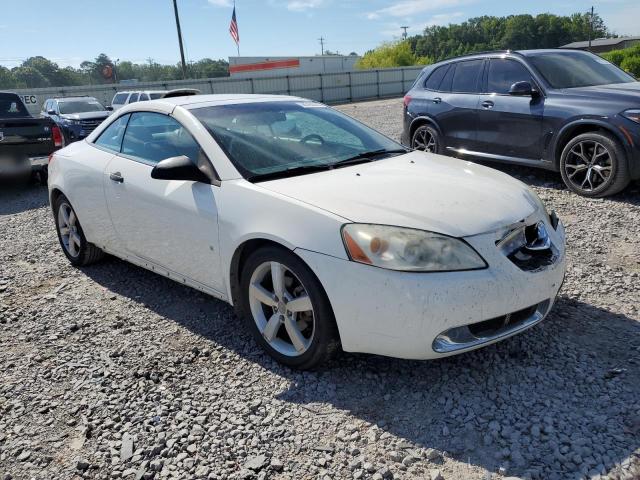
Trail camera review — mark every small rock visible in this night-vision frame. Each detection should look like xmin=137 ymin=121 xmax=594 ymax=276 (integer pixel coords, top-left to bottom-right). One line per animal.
xmin=245 ymin=454 xmax=268 ymax=471
xmin=270 ymin=458 xmax=284 ymax=471
xmin=430 ymin=469 xmax=444 ymax=480
xmin=76 ymin=459 xmax=90 ymax=471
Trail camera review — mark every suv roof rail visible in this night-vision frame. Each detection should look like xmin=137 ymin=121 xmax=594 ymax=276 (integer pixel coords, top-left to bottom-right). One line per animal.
xmin=434 ymin=49 xmax=525 ymax=65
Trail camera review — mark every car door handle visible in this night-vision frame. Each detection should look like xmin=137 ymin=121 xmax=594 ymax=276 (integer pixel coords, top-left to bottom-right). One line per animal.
xmin=109 ymin=172 xmax=124 ymax=183
xmin=432 ymin=97 xmax=442 ymax=104
xmin=481 ymin=100 xmax=494 ymax=109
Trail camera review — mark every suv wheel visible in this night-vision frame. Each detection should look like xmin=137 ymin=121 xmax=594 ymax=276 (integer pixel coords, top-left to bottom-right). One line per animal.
xmin=560 ymin=132 xmax=630 ymax=197
xmin=239 ymin=246 xmax=340 ymax=369
xmin=53 ymin=194 xmax=105 ymax=266
xmin=411 ymin=124 xmax=441 ymax=153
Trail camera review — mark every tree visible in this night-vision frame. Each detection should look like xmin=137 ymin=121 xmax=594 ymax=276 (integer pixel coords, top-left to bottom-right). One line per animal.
xmin=11 ymin=66 xmax=49 ymax=88
xmin=357 ymin=41 xmax=431 ymax=69
xmin=0 ymin=66 xmax=17 ymax=88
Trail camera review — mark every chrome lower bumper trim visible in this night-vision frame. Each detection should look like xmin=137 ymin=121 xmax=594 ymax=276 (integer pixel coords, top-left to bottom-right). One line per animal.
xmin=29 ymin=156 xmax=49 ymax=167
xmin=432 ymin=299 xmax=551 ymax=354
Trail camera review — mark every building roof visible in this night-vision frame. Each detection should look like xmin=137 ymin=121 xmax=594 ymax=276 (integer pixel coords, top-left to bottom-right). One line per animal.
xmin=560 ymin=36 xmax=640 ymax=49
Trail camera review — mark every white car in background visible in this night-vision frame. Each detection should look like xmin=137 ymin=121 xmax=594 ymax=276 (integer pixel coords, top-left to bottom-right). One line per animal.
xmin=110 ymin=89 xmax=199 ymax=110
xmin=48 ymin=94 xmax=566 ymax=369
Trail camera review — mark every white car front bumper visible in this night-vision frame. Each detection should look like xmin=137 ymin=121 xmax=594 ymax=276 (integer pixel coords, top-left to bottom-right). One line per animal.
xmin=296 ymin=215 xmax=566 ymax=360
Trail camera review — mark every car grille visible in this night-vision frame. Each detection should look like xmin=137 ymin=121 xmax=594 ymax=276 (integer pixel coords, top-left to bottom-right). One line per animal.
xmin=79 ymin=119 xmax=102 ymax=132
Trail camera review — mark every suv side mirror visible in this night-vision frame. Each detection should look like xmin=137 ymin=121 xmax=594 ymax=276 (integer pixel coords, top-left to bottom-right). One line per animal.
xmin=47 ymin=109 xmax=57 ymax=115
xmin=105 ymin=105 xmax=114 ymax=111
xmin=151 ymin=155 xmax=212 ymax=184
xmin=509 ymin=81 xmax=538 ymax=97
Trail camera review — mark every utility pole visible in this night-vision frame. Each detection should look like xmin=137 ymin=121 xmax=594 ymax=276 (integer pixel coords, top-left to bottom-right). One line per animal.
xmin=401 ymin=26 xmax=409 ymax=40
xmin=173 ymin=0 xmax=187 ymax=79
xmin=318 ymin=37 xmax=325 ymax=56
xmin=588 ymin=6 xmax=594 ymax=52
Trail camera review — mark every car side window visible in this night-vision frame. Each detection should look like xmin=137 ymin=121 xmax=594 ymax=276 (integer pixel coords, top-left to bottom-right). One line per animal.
xmin=128 ymin=93 xmax=139 ymax=104
xmin=424 ymin=64 xmax=450 ymax=91
xmin=451 ymin=60 xmax=483 ymax=93
xmin=139 ymin=93 xmax=150 ymax=101
xmin=94 ymin=114 xmax=130 ymax=153
xmin=439 ymin=63 xmax=456 ymax=92
xmin=121 ymin=112 xmax=201 ymax=165
xmin=488 ymin=59 xmax=534 ymax=94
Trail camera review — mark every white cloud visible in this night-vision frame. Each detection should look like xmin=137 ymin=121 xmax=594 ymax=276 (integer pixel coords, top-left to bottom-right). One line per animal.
xmin=286 ymin=0 xmax=325 ymax=11
xmin=207 ymin=0 xmax=232 ymax=7
xmin=367 ymin=0 xmax=471 ymax=20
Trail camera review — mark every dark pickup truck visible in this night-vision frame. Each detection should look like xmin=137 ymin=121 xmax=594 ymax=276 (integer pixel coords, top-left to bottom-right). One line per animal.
xmin=0 ymin=91 xmax=63 ymax=183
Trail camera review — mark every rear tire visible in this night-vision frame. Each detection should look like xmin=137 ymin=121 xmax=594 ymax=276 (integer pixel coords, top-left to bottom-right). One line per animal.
xmin=239 ymin=246 xmax=340 ymax=370
xmin=53 ymin=194 xmax=105 ymax=266
xmin=411 ymin=124 xmax=441 ymax=154
xmin=559 ymin=132 xmax=630 ymax=197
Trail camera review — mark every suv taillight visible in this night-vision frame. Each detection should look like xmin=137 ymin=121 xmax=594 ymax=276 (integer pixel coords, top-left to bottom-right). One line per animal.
xmin=51 ymin=125 xmax=64 ymax=148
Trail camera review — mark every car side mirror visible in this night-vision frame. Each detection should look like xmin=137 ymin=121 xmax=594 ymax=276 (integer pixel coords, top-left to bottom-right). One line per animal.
xmin=151 ymin=155 xmax=212 ymax=184
xmin=47 ymin=109 xmax=57 ymax=115
xmin=105 ymin=105 xmax=114 ymax=111
xmin=509 ymin=81 xmax=537 ymax=97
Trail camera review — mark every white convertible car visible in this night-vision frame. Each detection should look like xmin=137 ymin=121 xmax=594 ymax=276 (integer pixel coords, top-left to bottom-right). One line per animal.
xmin=48 ymin=94 xmax=566 ymax=369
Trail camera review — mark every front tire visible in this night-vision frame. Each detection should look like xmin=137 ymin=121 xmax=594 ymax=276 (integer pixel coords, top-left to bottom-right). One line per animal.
xmin=411 ymin=124 xmax=441 ymax=153
xmin=559 ymin=132 xmax=630 ymax=197
xmin=53 ymin=194 xmax=105 ymax=266
xmin=239 ymin=246 xmax=340 ymax=369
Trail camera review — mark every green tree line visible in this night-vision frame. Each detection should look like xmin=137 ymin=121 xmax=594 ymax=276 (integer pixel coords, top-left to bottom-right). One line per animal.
xmin=358 ymin=12 xmax=612 ymax=69
xmin=0 ymin=54 xmax=229 ymax=89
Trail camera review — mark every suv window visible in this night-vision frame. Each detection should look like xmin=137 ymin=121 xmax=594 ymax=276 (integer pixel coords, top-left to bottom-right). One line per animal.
xmin=425 ymin=64 xmax=450 ymax=91
xmin=0 ymin=93 xmax=29 ymax=118
xmin=121 ymin=112 xmax=201 ymax=164
xmin=451 ymin=60 xmax=483 ymax=93
xmin=139 ymin=93 xmax=150 ymax=101
xmin=488 ymin=59 xmax=533 ymax=94
xmin=128 ymin=93 xmax=140 ymax=103
xmin=112 ymin=93 xmax=128 ymax=105
xmin=95 ymin=114 xmax=130 ymax=152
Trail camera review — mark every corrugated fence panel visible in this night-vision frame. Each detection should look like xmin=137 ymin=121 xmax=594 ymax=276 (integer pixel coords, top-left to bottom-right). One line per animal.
xmin=13 ymin=66 xmax=426 ymax=114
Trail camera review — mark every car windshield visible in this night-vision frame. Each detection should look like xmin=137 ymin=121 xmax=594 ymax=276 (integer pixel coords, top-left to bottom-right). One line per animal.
xmin=59 ymin=100 xmax=105 ymax=114
xmin=527 ymin=51 xmax=635 ymax=89
xmin=191 ymin=101 xmax=405 ymax=181
xmin=0 ymin=94 xmax=29 ymax=118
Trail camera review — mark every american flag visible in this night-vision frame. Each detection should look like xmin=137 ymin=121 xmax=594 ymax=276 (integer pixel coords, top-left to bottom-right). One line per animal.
xmin=229 ymin=5 xmax=239 ymax=46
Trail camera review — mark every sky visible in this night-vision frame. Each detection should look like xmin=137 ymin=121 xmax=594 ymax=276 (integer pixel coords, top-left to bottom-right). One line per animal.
xmin=1 ymin=0 xmax=639 ymax=68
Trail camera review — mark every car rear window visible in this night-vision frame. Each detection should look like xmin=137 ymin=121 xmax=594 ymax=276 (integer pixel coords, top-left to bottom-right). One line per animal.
xmin=112 ymin=93 xmax=128 ymax=105
xmin=451 ymin=60 xmax=483 ymax=93
xmin=0 ymin=93 xmax=29 ymax=118
xmin=424 ymin=64 xmax=450 ymax=91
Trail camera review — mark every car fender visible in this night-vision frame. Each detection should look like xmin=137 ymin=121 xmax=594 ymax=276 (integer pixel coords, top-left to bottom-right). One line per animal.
xmin=551 ymin=117 xmax=632 ymax=167
xmin=409 ymin=115 xmax=443 ymax=139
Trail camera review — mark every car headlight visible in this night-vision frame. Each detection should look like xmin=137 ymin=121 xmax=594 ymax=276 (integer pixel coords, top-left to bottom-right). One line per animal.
xmin=341 ymin=224 xmax=487 ymax=272
xmin=622 ymin=109 xmax=640 ymax=124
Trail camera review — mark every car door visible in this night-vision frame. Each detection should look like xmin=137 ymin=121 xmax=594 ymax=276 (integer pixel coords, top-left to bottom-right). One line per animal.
xmin=476 ymin=58 xmax=544 ymax=160
xmin=103 ymin=111 xmax=224 ymax=293
xmin=428 ymin=59 xmax=483 ymax=151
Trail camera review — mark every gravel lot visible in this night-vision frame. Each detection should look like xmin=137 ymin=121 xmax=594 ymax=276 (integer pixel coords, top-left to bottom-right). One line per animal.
xmin=1 ymin=97 xmax=639 ymax=480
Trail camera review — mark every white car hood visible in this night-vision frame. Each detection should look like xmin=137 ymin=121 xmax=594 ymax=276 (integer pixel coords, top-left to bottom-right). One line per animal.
xmin=258 ymin=151 xmax=539 ymax=237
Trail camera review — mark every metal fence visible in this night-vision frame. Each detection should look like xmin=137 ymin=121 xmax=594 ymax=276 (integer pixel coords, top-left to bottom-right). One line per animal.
xmin=12 ymin=66 xmax=423 ymax=115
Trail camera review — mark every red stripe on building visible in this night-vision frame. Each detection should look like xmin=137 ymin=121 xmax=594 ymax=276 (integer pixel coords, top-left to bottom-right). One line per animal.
xmin=229 ymin=59 xmax=301 ymax=74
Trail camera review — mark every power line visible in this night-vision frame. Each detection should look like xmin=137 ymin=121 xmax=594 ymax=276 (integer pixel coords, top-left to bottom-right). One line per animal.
xmin=318 ymin=37 xmax=325 ymax=55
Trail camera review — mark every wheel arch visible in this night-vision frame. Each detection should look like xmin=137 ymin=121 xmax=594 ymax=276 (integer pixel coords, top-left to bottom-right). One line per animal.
xmin=50 ymin=187 xmax=65 ymax=212
xmin=409 ymin=115 xmax=443 ymax=142
xmin=552 ymin=120 xmax=630 ymax=168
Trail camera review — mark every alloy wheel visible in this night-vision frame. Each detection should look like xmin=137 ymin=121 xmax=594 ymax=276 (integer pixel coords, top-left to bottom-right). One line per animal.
xmin=57 ymin=202 xmax=81 ymax=258
xmin=413 ymin=127 xmax=437 ymax=152
xmin=248 ymin=261 xmax=315 ymax=357
xmin=564 ymin=140 xmax=612 ymax=192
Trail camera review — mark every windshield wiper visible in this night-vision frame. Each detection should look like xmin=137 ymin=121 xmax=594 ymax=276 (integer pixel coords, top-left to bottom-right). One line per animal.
xmin=248 ymin=163 xmax=331 ymax=182
xmin=331 ymin=148 xmax=409 ymax=167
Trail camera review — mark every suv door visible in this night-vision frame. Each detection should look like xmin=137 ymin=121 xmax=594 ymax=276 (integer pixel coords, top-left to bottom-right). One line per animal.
xmin=476 ymin=58 xmax=544 ymax=160
xmin=429 ymin=59 xmax=483 ymax=151
xmin=103 ymin=111 xmax=224 ymax=293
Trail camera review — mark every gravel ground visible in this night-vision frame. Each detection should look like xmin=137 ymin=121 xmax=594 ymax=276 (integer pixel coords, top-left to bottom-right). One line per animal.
xmin=1 ymin=97 xmax=640 ymax=480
